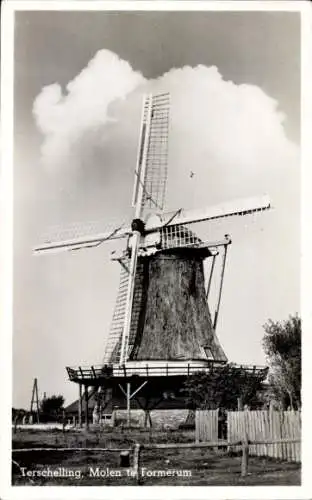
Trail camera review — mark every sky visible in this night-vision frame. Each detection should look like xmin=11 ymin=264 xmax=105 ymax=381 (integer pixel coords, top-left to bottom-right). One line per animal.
xmin=13 ymin=9 xmax=300 ymax=408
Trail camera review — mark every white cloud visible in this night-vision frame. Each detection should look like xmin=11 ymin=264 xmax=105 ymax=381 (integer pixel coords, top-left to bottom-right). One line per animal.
xmin=33 ymin=49 xmax=146 ymax=167
xmin=31 ymin=49 xmax=300 ymax=374
xmin=33 ymin=49 xmax=298 ymax=206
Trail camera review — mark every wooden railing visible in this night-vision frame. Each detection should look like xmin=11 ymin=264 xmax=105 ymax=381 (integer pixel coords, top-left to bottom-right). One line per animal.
xmin=66 ymin=362 xmax=267 ymax=382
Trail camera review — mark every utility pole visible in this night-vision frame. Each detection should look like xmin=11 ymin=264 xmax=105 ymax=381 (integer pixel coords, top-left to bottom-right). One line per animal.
xmin=30 ymin=378 xmax=40 ymax=423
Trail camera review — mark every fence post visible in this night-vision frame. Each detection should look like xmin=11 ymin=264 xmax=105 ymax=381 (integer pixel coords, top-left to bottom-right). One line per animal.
xmin=241 ymin=440 xmax=249 ymax=477
xmin=195 ymin=410 xmax=199 ymax=443
xmin=133 ymin=443 xmax=142 ymax=484
xmin=241 ymin=406 xmax=249 ymax=477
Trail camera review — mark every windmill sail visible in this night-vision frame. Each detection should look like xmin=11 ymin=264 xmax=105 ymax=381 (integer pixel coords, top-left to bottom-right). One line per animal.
xmin=132 ymin=93 xmax=170 ymax=214
xmin=103 ymin=258 xmax=147 ymax=363
xmin=33 ymin=224 xmax=130 ymax=254
xmin=156 ymin=195 xmax=270 ymax=251
xmin=105 ymin=93 xmax=170 ymax=366
xmin=102 ymin=262 xmax=129 ymax=364
xmin=146 ymin=195 xmax=271 ymax=235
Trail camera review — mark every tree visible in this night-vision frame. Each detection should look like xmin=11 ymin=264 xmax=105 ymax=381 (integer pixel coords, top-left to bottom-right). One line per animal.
xmin=12 ymin=407 xmax=27 ymax=422
xmin=183 ymin=364 xmax=266 ymax=410
xmin=40 ymin=395 xmax=65 ymax=421
xmin=262 ymin=314 xmax=301 ymax=409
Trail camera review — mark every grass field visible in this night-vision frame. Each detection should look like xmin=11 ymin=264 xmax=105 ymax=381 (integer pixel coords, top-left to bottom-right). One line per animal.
xmin=12 ymin=427 xmax=301 ymax=486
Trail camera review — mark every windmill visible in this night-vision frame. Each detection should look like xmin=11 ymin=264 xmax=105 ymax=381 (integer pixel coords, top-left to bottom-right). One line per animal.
xmin=34 ymin=92 xmax=270 ymax=427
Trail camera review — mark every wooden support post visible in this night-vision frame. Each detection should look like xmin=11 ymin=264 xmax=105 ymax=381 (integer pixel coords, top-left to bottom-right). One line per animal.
xmin=119 ymin=381 xmax=148 ymax=428
xmin=237 ymin=397 xmax=243 ymax=411
xmin=143 ymin=409 xmax=152 ymax=428
xmin=84 ymin=385 xmax=89 ymax=431
xmin=148 ymin=411 xmax=152 ymax=428
xmin=241 ymin=440 xmax=249 ymax=477
xmin=133 ymin=443 xmax=141 ymax=484
xmin=127 ymin=382 xmax=131 ymax=427
xmin=144 ymin=410 xmax=148 ymax=428
xmin=99 ymin=403 xmax=102 ymax=426
xmin=78 ymin=384 xmax=82 ymax=428
xmin=111 ymin=406 xmax=118 ymax=427
xmin=206 ymin=253 xmax=217 ymax=300
xmin=213 ymin=243 xmax=228 ymax=331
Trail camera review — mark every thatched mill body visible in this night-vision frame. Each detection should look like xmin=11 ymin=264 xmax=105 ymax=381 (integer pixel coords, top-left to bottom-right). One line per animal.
xmin=35 ymin=93 xmax=270 ymax=427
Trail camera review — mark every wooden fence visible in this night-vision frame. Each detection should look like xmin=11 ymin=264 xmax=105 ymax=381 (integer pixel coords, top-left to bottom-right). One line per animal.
xmin=195 ymin=409 xmax=219 ymax=443
xmin=195 ymin=409 xmax=301 ymax=463
xmin=227 ymin=410 xmax=301 ymax=462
